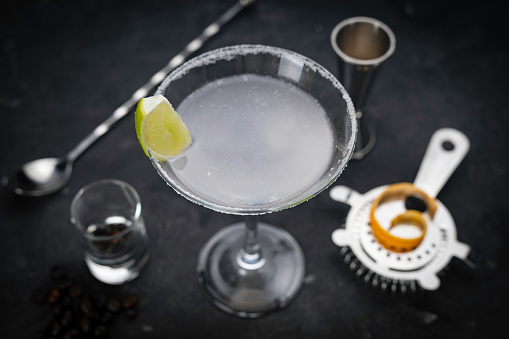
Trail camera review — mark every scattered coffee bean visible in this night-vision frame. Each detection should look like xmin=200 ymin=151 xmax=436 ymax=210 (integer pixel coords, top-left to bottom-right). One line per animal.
xmin=33 ymin=265 xmax=140 ymax=339
xmin=106 ymin=298 xmax=121 ymax=314
xmin=47 ymin=288 xmax=60 ymax=304
xmin=80 ymin=297 xmax=94 ymax=315
xmin=78 ymin=315 xmax=91 ymax=334
xmin=122 ymin=295 xmax=137 ymax=309
xmin=69 ymin=285 xmax=82 ymax=298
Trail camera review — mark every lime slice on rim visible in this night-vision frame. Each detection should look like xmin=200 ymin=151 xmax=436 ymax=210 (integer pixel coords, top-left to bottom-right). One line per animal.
xmin=135 ymin=95 xmax=192 ymax=159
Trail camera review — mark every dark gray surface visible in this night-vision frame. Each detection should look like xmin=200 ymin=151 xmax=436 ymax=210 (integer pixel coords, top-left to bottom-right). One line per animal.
xmin=1 ymin=0 xmax=508 ymax=338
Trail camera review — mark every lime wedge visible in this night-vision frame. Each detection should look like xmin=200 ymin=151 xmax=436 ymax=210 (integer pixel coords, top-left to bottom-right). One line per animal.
xmin=135 ymin=95 xmax=192 ymax=159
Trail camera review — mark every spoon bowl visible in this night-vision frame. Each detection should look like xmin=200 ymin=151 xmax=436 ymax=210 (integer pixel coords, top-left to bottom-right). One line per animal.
xmin=9 ymin=157 xmax=73 ymax=196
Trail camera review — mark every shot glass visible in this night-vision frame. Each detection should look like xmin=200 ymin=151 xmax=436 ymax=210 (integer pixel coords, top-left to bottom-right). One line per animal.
xmin=70 ymin=179 xmax=149 ymax=285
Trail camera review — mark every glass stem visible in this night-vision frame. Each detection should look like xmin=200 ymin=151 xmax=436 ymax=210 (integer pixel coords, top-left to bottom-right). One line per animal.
xmin=241 ymin=215 xmax=263 ymax=265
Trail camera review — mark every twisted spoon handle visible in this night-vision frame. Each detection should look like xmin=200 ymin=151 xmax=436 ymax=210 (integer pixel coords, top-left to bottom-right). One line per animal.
xmin=67 ymin=0 xmax=256 ymax=162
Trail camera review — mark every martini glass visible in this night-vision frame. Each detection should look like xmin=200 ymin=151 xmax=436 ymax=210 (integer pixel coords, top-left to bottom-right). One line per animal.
xmin=151 ymin=45 xmax=356 ymax=317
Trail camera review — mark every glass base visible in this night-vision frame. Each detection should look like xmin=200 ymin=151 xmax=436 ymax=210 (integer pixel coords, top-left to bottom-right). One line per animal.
xmin=85 ymin=251 xmax=149 ymax=285
xmin=197 ymin=222 xmax=305 ymax=318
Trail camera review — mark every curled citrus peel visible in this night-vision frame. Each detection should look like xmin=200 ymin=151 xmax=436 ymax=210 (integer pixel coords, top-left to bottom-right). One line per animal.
xmin=370 ymin=182 xmax=437 ymax=253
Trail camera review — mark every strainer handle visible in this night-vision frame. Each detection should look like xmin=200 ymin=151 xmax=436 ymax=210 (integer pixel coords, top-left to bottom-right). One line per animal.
xmin=413 ymin=128 xmax=470 ymax=198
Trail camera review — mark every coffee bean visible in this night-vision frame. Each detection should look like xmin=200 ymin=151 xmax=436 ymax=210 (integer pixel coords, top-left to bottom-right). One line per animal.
xmin=34 ymin=265 xmax=141 ymax=338
xmin=106 ymin=299 xmax=121 ymax=314
xmin=68 ymin=285 xmax=82 ymax=298
xmin=47 ymin=288 xmax=60 ymax=304
xmin=79 ymin=316 xmax=91 ymax=334
xmin=122 ymin=295 xmax=137 ymax=309
xmin=81 ymin=297 xmax=94 ymax=315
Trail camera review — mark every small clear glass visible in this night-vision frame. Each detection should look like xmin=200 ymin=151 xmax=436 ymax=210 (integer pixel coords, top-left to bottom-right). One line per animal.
xmin=70 ymin=179 xmax=149 ymax=285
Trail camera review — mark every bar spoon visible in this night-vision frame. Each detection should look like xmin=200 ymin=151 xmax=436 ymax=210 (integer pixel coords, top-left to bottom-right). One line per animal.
xmin=5 ymin=0 xmax=255 ymax=197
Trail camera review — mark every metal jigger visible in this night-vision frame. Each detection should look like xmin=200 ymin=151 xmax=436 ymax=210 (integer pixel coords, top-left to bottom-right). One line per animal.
xmin=331 ymin=17 xmax=396 ymax=159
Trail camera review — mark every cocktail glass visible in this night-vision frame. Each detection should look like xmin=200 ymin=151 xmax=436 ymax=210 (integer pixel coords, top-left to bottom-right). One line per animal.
xmin=150 ymin=45 xmax=356 ymax=317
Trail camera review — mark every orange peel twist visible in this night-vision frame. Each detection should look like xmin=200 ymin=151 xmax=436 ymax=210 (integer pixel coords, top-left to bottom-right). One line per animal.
xmin=370 ymin=183 xmax=437 ymax=253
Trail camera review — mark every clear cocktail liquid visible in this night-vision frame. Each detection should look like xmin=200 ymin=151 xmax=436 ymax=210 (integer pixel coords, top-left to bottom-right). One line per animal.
xmin=171 ymin=74 xmax=334 ymax=207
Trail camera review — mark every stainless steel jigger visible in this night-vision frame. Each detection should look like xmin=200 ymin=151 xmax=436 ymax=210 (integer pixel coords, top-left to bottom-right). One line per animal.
xmin=331 ymin=17 xmax=396 ymax=159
